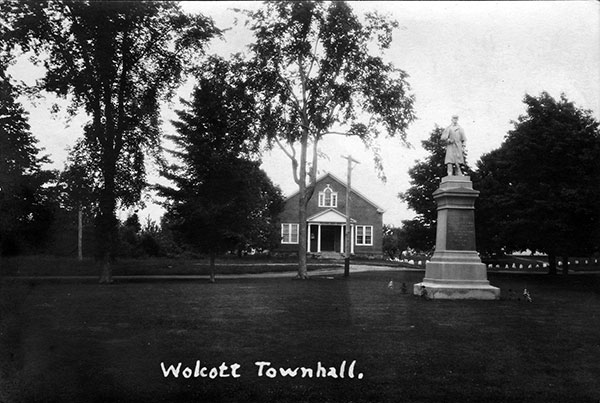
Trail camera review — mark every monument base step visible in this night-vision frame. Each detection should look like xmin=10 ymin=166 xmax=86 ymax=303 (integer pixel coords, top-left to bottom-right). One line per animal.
xmin=413 ymin=281 xmax=500 ymax=300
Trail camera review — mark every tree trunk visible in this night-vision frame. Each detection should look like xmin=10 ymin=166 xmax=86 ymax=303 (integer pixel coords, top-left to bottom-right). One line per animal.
xmin=562 ymin=255 xmax=569 ymax=275
xmin=209 ymin=253 xmax=216 ymax=283
xmin=297 ymin=193 xmax=308 ymax=279
xmin=77 ymin=205 xmax=83 ymax=261
xmin=98 ymin=157 xmax=117 ymax=284
xmin=296 ymin=133 xmax=309 ymax=279
xmin=98 ymin=215 xmax=115 ymax=283
xmin=547 ymin=252 xmax=557 ymax=275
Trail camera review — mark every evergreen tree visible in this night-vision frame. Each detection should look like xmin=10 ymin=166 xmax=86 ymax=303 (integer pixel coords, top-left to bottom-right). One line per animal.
xmin=0 ymin=63 xmax=54 ymax=255
xmin=159 ymin=56 xmax=284 ymax=282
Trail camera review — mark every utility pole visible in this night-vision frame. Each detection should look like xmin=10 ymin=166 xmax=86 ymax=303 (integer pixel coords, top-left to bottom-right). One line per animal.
xmin=341 ymin=154 xmax=359 ymax=277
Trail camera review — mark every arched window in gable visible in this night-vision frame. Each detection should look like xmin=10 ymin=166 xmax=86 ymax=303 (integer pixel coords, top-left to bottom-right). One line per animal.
xmin=318 ymin=184 xmax=338 ymax=208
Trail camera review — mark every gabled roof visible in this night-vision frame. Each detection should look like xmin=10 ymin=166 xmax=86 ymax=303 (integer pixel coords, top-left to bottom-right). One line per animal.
xmin=286 ymin=172 xmax=385 ymax=213
xmin=307 ymin=208 xmax=357 ymax=223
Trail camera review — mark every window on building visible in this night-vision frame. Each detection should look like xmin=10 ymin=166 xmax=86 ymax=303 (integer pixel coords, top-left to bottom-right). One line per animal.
xmin=355 ymin=225 xmax=373 ymax=246
xmin=281 ymin=223 xmax=299 ymax=244
xmin=318 ymin=184 xmax=338 ymax=207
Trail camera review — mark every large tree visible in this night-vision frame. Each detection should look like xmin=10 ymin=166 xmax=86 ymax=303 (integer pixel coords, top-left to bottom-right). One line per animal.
xmin=1 ymin=1 xmax=219 ymax=282
xmin=399 ymin=126 xmax=474 ymax=252
xmin=475 ymin=92 xmax=600 ymax=274
xmin=0 ymin=61 xmax=54 ymax=257
xmin=160 ymin=56 xmax=284 ymax=282
xmin=242 ymin=1 xmax=415 ymax=277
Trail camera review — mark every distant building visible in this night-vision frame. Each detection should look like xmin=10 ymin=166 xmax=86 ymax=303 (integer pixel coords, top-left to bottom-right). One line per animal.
xmin=276 ymin=172 xmax=384 ymax=258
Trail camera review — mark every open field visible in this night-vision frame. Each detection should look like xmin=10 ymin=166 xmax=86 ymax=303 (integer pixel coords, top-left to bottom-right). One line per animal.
xmin=1 ymin=270 xmax=599 ymax=403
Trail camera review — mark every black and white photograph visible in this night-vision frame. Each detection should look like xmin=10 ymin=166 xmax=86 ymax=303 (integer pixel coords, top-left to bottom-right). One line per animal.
xmin=1 ymin=1 xmax=599 ymax=402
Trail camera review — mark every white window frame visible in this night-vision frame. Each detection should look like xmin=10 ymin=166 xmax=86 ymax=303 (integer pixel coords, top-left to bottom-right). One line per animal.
xmin=281 ymin=223 xmax=299 ymax=244
xmin=318 ymin=185 xmax=338 ymax=207
xmin=355 ymin=225 xmax=373 ymax=246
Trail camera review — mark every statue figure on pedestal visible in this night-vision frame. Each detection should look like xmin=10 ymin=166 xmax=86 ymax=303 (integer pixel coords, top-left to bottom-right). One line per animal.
xmin=441 ymin=115 xmax=466 ymax=176
xmin=413 ymin=117 xmax=500 ymax=299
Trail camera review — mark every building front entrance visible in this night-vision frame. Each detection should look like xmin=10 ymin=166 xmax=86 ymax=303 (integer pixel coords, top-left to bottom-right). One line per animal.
xmin=309 ymin=224 xmax=351 ymax=254
xmin=320 ymin=225 xmax=339 ymax=251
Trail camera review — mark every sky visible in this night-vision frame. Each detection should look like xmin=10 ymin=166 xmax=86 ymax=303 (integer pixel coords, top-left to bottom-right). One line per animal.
xmin=9 ymin=1 xmax=600 ymax=226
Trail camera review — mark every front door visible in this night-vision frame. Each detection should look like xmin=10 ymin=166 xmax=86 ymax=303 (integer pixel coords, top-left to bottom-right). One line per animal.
xmin=320 ymin=225 xmax=338 ymax=251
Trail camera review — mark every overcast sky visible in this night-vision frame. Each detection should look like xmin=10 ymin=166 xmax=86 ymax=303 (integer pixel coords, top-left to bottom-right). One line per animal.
xmin=10 ymin=1 xmax=600 ymax=226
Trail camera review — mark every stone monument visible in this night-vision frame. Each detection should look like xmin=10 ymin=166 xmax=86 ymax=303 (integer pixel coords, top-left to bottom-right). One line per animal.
xmin=413 ymin=116 xmax=500 ymax=299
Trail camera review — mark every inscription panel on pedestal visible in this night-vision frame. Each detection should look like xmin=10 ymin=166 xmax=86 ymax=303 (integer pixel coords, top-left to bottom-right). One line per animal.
xmin=445 ymin=210 xmax=476 ymax=250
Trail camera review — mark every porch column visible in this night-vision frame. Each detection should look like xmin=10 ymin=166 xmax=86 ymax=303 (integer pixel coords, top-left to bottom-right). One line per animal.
xmin=317 ymin=224 xmax=322 ymax=253
xmin=351 ymin=225 xmax=355 ymax=254
xmin=307 ymin=224 xmax=311 ymax=253
xmin=340 ymin=225 xmax=345 ymax=254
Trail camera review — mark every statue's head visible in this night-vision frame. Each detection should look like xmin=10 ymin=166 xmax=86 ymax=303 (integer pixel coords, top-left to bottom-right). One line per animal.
xmin=451 ymin=115 xmax=459 ymax=124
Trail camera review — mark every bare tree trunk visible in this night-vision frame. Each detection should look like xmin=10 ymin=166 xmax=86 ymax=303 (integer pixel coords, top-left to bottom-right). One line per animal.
xmin=547 ymin=252 xmax=557 ymax=275
xmin=98 ymin=200 xmax=114 ymax=284
xmin=77 ymin=205 xmax=83 ymax=261
xmin=209 ymin=253 xmax=216 ymax=283
xmin=296 ymin=133 xmax=309 ymax=279
xmin=98 ymin=156 xmax=117 ymax=285
xmin=297 ymin=194 xmax=308 ymax=279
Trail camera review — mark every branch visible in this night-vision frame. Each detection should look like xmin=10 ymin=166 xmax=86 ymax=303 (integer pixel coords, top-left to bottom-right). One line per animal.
xmin=321 ymin=131 xmax=349 ymax=136
xmin=285 ymin=120 xmax=310 ymax=131
xmin=322 ymin=104 xmax=339 ymax=133
xmin=274 ymin=136 xmax=294 ymax=160
xmin=305 ymin=137 xmax=319 ymax=201
xmin=298 ymin=56 xmax=308 ymax=117
xmin=311 ymin=137 xmax=318 ymax=181
xmin=125 ymin=22 xmax=171 ymax=70
xmin=274 ymin=136 xmax=300 ymax=185
xmin=276 ymin=69 xmax=303 ymax=117
xmin=305 ymin=29 xmax=321 ymax=78
xmin=316 ymin=54 xmax=346 ymax=126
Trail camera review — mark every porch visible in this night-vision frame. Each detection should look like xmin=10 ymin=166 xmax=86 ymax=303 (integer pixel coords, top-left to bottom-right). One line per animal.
xmin=307 ymin=209 xmax=356 ymax=255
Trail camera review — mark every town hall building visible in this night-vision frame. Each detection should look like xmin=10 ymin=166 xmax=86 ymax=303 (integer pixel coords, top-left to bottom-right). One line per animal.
xmin=276 ymin=172 xmax=384 ymax=258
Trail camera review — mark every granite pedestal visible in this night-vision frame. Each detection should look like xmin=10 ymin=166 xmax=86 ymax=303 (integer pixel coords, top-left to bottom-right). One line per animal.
xmin=414 ymin=175 xmax=500 ymax=299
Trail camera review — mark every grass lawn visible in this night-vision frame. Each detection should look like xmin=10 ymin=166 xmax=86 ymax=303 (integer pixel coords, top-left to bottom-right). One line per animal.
xmin=0 ymin=256 xmax=346 ymax=277
xmin=1 ymin=271 xmax=599 ymax=403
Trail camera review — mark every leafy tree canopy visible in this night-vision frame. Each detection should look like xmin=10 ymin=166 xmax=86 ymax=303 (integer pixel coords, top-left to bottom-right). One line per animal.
xmin=475 ymin=92 xmax=600 ymax=263
xmin=243 ymin=1 xmax=415 ymax=174
xmin=1 ymin=0 xmax=220 ymax=280
xmin=240 ymin=1 xmax=416 ymax=276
